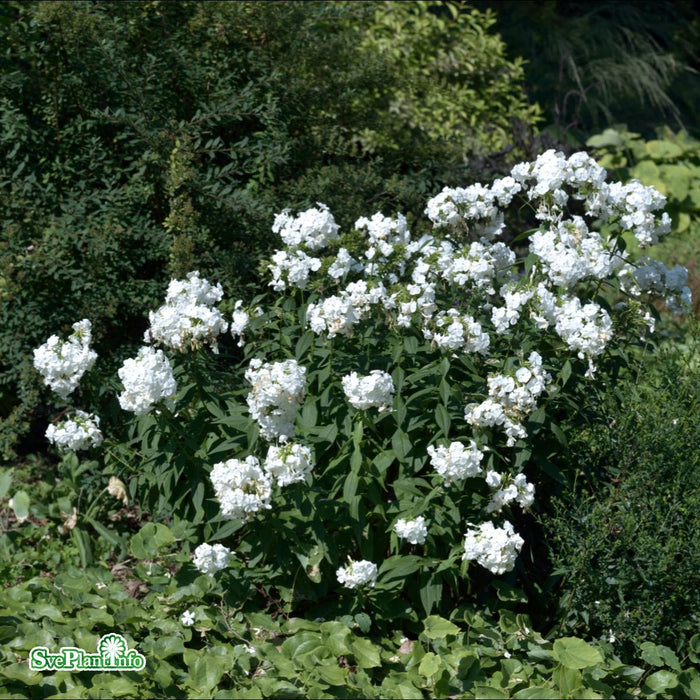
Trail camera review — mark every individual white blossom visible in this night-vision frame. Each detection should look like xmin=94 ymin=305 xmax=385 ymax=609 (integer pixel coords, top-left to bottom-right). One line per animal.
xmin=245 ymin=358 xmax=306 ymax=440
xmin=342 ymin=370 xmax=394 ymax=412
xmin=146 ymin=271 xmax=228 ymax=353
xmin=462 ymin=520 xmax=524 ymax=575
xmin=33 ymin=319 xmax=97 ymax=399
xmin=181 ymin=610 xmax=196 ymax=626
xmin=45 ymin=410 xmax=103 ymax=452
xmin=428 ymin=440 xmax=484 ymax=485
xmin=264 ymin=442 xmax=314 ymax=487
xmin=394 ymin=516 xmax=428 ymax=545
xmin=192 ymin=542 xmax=234 ymax=575
xmin=210 ymin=456 xmax=272 ymax=521
xmin=117 ymin=346 xmax=177 ymax=415
xmin=272 ymin=203 xmax=339 ymax=251
xmin=336 ymin=559 xmax=378 ymax=589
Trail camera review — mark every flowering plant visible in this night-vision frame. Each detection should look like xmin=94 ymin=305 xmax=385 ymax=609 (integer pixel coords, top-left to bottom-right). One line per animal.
xmin=35 ymin=150 xmax=691 ymax=624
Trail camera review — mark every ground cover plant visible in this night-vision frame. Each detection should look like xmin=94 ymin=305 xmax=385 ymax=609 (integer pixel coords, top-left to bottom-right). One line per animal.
xmin=4 ymin=149 xmax=699 ymax=697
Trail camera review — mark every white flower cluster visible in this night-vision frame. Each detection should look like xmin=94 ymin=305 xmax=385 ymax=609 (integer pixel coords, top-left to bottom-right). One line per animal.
xmin=306 ymin=281 xmax=389 ymax=338
xmin=485 ymin=471 xmax=535 ymax=513
xmin=273 ymin=203 xmax=340 ymax=251
xmin=355 ymin=212 xmax=411 ymax=278
xmin=425 ymin=178 xmax=521 ymax=240
xmin=423 ymin=309 xmax=490 ymax=354
xmin=491 ymin=288 xmax=534 ymax=334
xmin=530 ymin=216 xmax=622 ymax=288
xmin=427 ymin=440 xmax=484 ymax=485
xmin=45 ymin=410 xmax=103 ymax=452
xmin=146 ymin=271 xmax=228 ymax=353
xmin=245 ymin=358 xmax=306 ymax=440
xmin=342 ymin=370 xmax=394 ymax=412
xmin=462 ymin=520 xmax=524 ymax=575
xmin=117 ymin=346 xmax=177 ymax=415
xmin=210 ymin=456 xmax=272 ymax=521
xmin=268 ymin=248 xmax=322 ymax=292
xmin=192 ymin=543 xmax=233 ymax=575
xmin=33 ymin=319 xmax=97 ymax=399
xmin=466 ymin=352 xmax=551 ymax=446
xmin=264 ymin=442 xmax=314 ymax=487
xmin=336 ymin=559 xmax=378 ymax=589
xmin=394 ymin=516 xmax=428 ymax=545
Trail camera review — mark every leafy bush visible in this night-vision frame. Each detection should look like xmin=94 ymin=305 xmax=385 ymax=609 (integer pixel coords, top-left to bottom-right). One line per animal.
xmin=542 ymin=326 xmax=700 ymax=660
xmin=0 ymin=0 xmax=539 ymax=457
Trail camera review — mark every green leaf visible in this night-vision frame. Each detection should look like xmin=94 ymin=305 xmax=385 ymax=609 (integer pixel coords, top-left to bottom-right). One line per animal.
xmin=130 ymin=523 xmax=175 ymax=559
xmin=317 ymin=664 xmax=349 ymax=686
xmin=552 ymin=663 xmax=583 ymax=695
xmin=0 ymin=468 xmax=12 ymax=500
xmin=423 ymin=615 xmax=460 ymax=639
xmin=642 ymin=670 xmax=678 ymax=693
xmin=435 ymin=404 xmax=451 ymax=436
xmin=552 ymin=638 xmax=603 ymax=669
xmin=640 ymin=642 xmax=681 ymax=670
xmin=418 ymin=651 xmax=442 ymax=677
xmin=512 ymin=688 xmax=560 ymax=699
xmin=645 ymin=139 xmax=683 ymax=160
xmin=351 ymin=637 xmax=381 ymax=668
xmin=11 ymin=490 xmax=30 ymax=521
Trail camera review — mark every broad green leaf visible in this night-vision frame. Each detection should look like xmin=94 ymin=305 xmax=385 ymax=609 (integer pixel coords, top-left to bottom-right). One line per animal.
xmin=512 ymin=688 xmax=560 ymax=699
xmin=423 ymin=615 xmax=460 ymax=639
xmin=130 ymin=523 xmax=175 ymax=559
xmin=643 ymin=670 xmax=678 ymax=693
xmin=11 ymin=490 xmax=30 ymax=521
xmin=351 ymin=637 xmax=381 ymax=668
xmin=552 ymin=663 xmax=582 ymax=695
xmin=640 ymin=642 xmax=680 ymax=670
xmin=552 ymin=637 xmax=603 ymax=669
xmin=418 ymin=651 xmax=442 ymax=677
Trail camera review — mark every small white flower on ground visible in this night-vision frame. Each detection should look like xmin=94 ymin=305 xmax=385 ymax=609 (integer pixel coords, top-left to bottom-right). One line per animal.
xmin=336 ymin=559 xmax=378 ymax=589
xmin=181 ymin=610 xmax=195 ymax=626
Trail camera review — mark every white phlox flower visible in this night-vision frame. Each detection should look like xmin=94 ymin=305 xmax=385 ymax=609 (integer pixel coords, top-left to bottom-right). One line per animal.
xmin=394 ymin=516 xmax=428 ymax=545
xmin=117 ymin=346 xmax=177 ymax=415
xmin=146 ymin=271 xmax=228 ymax=353
xmin=45 ymin=410 xmax=103 ymax=452
xmin=264 ymin=442 xmax=314 ymax=487
xmin=33 ymin=319 xmax=98 ymax=399
xmin=341 ymin=370 xmax=394 ymax=412
xmin=192 ymin=542 xmax=234 ymax=575
xmin=336 ymin=559 xmax=378 ymax=589
xmin=466 ymin=352 xmax=551 ymax=446
xmin=230 ymin=300 xmax=250 ymax=347
xmin=422 ymin=309 xmax=491 ymax=354
xmin=268 ymin=249 xmax=322 ymax=291
xmin=462 ymin=520 xmax=524 ymax=575
xmin=210 ymin=456 xmax=272 ymax=521
xmin=486 ymin=472 xmax=536 ymax=513
xmin=272 ymin=203 xmax=339 ymax=251
xmin=245 ymin=358 xmax=306 ymax=440
xmin=427 ymin=440 xmax=484 ymax=485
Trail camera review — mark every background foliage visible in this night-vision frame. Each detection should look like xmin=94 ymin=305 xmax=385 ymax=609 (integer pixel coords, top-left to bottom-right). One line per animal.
xmin=0 ymin=0 xmax=539 ymax=457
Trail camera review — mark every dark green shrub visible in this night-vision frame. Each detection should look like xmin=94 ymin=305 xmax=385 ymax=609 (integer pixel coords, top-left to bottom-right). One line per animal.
xmin=0 ymin=0 xmax=539 ymax=457
xmin=543 ymin=325 xmax=700 ymax=659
